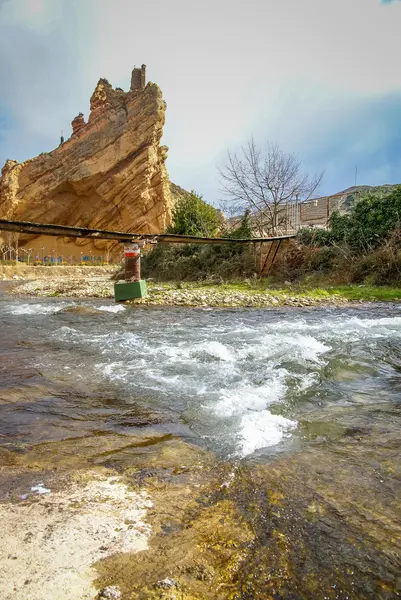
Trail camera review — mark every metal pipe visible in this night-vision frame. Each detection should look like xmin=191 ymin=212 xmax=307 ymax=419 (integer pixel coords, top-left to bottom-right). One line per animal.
xmin=0 ymin=218 xmax=296 ymax=245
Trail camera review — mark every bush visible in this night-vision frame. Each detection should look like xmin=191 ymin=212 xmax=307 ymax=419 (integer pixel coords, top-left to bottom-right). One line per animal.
xmin=285 ymin=187 xmax=401 ymax=285
xmin=298 ymin=185 xmax=401 ymax=254
xmin=142 ymin=201 xmax=255 ymax=281
xmin=350 ymin=231 xmax=401 ymax=285
xmin=222 ymin=210 xmax=253 ymax=240
xmin=334 ymin=187 xmax=401 ymax=252
xmin=297 ymin=227 xmax=333 ymax=247
xmin=142 ymin=242 xmax=255 ymax=281
xmin=309 ymin=246 xmax=343 ymax=272
xmin=268 ymin=240 xmax=312 ymax=281
xmin=168 ymin=191 xmax=222 ymax=237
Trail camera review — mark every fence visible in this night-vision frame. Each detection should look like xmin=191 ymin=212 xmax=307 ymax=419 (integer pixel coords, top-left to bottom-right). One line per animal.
xmin=0 ymin=247 xmax=111 ymax=265
xmin=258 ymin=191 xmax=359 ymax=236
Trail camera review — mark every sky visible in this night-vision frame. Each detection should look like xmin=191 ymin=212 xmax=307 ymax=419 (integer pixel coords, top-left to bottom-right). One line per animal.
xmin=0 ymin=0 xmax=400 ymax=205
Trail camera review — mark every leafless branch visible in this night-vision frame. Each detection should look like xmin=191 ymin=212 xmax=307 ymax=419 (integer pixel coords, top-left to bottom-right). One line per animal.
xmin=219 ymin=139 xmax=324 ymax=235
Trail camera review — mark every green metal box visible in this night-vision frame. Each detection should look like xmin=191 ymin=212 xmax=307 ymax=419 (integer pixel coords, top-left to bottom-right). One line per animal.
xmin=114 ymin=280 xmax=148 ymax=302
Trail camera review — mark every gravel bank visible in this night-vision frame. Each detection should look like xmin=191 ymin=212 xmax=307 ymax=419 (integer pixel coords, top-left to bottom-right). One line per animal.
xmin=11 ymin=277 xmax=349 ymax=307
xmin=11 ymin=277 xmax=115 ymax=298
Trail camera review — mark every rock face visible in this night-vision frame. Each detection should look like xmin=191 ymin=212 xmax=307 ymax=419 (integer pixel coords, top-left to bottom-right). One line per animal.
xmin=71 ymin=113 xmax=86 ymax=136
xmin=0 ymin=66 xmax=174 ymax=260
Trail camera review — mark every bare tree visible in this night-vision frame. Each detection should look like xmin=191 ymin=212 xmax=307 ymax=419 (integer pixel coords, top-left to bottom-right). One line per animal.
xmin=105 ymin=244 xmax=112 ymax=265
xmin=20 ymin=247 xmax=34 ymax=264
xmin=4 ymin=232 xmax=20 ymax=263
xmin=0 ymin=242 xmax=9 ymax=261
xmin=219 ymin=139 xmax=324 ymax=235
xmin=14 ymin=232 xmax=19 ymax=264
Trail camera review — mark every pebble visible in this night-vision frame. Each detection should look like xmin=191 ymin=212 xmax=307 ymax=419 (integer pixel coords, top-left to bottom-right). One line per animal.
xmin=98 ymin=585 xmax=121 ymax=599
xmin=155 ymin=578 xmax=180 ymax=589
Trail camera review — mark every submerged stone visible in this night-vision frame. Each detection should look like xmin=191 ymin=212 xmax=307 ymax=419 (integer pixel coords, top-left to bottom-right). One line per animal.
xmin=98 ymin=585 xmax=122 ymax=599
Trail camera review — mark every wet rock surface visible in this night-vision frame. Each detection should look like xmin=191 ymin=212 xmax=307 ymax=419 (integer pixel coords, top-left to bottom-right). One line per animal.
xmin=98 ymin=586 xmax=122 ymax=599
xmin=0 ymin=468 xmax=152 ymax=600
xmin=2 ymin=438 xmax=400 ymax=599
xmin=93 ymin=436 xmax=401 ymax=599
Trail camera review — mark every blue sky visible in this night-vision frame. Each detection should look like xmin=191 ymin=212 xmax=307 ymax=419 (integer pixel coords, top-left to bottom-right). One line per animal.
xmin=0 ymin=0 xmax=400 ymax=205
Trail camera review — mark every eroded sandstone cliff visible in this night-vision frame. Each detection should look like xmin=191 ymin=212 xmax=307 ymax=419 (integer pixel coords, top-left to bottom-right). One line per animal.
xmin=0 ymin=66 xmax=174 ymax=260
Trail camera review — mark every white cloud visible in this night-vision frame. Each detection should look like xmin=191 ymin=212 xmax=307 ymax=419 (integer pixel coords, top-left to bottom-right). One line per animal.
xmin=0 ymin=0 xmax=400 ymax=202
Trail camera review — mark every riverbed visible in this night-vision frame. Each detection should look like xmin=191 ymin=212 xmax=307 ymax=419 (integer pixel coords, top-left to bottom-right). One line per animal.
xmin=0 ymin=294 xmax=400 ymax=599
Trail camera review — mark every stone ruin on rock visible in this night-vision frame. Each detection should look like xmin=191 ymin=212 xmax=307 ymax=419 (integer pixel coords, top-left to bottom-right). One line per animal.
xmin=130 ymin=64 xmax=147 ymax=92
xmin=0 ymin=65 xmax=175 ymax=262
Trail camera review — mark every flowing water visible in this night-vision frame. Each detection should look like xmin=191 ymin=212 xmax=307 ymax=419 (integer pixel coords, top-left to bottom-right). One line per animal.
xmin=1 ymin=291 xmax=401 ymax=598
xmin=1 ymin=296 xmax=400 ymax=458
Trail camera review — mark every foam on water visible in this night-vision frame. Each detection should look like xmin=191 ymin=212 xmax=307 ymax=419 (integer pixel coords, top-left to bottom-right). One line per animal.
xmin=240 ymin=410 xmax=297 ymax=456
xmin=96 ymin=305 xmax=125 ymax=313
xmin=8 ymin=303 xmax=68 ymax=315
xmin=87 ymin=331 xmax=327 ymax=456
xmin=212 ymin=376 xmax=298 ymax=457
xmin=235 ymin=333 xmax=330 ymax=365
xmin=31 ymin=483 xmax=51 ymax=494
xmin=34 ymin=304 xmax=401 ymax=457
xmin=214 ymin=376 xmax=288 ymax=417
xmin=194 ymin=340 xmax=235 ymax=362
xmin=265 ymin=315 xmax=401 ymax=338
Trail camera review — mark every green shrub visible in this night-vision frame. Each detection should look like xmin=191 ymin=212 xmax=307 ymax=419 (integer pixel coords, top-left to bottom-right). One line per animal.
xmin=309 ymin=246 xmax=343 ymax=272
xmin=168 ymin=191 xmax=221 ymax=237
xmin=142 ymin=242 xmax=255 ymax=281
xmin=286 ymin=187 xmax=401 ymax=285
xmin=350 ymin=244 xmax=401 ymax=285
xmin=298 ymin=185 xmax=401 ymax=254
xmin=269 ymin=240 xmax=312 ymax=281
xmin=335 ymin=187 xmax=401 ymax=252
xmin=222 ymin=210 xmax=253 ymax=240
xmin=142 ymin=203 xmax=255 ymax=281
xmin=297 ymin=227 xmax=333 ymax=247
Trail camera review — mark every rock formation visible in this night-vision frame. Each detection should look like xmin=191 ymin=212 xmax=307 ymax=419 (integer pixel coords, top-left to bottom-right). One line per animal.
xmin=0 ymin=66 xmax=174 ymax=260
xmin=71 ymin=113 xmax=86 ymax=136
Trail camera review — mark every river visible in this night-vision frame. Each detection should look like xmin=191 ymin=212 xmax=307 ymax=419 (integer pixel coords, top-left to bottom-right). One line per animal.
xmin=1 ymin=294 xmax=400 ymax=598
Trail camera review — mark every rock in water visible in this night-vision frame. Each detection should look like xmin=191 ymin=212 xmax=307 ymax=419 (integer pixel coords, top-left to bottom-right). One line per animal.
xmin=0 ymin=66 xmax=174 ymax=261
xmin=97 ymin=585 xmax=121 ymax=599
xmin=155 ymin=578 xmax=180 ymax=589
